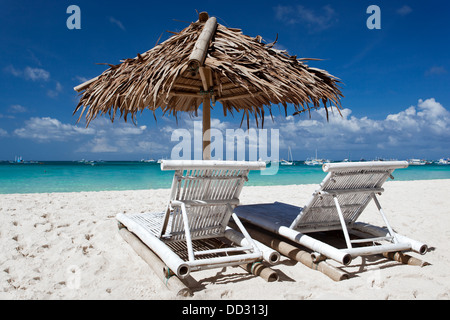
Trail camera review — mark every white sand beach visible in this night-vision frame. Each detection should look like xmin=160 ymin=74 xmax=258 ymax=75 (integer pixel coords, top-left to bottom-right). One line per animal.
xmin=1 ymin=179 xmax=449 ymax=300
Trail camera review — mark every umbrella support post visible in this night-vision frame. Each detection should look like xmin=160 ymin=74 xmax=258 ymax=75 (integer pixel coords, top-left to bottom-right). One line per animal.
xmin=202 ymin=95 xmax=211 ymax=160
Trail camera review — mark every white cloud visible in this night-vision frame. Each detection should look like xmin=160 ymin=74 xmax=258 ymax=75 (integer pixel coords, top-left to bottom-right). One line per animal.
xmin=10 ymin=98 xmax=450 ymax=160
xmin=274 ymin=5 xmax=337 ymax=31
xmin=0 ymin=128 xmax=7 ymax=137
xmin=5 ymin=65 xmax=51 ymax=81
xmin=23 ymin=67 xmax=50 ymax=81
xmin=47 ymin=81 xmax=63 ymax=98
xmin=4 ymin=65 xmax=22 ymax=77
xmin=397 ymin=5 xmax=413 ymax=16
xmin=14 ymin=117 xmax=94 ymax=142
xmin=9 ymin=105 xmax=27 ymax=113
xmin=114 ymin=125 xmax=147 ymax=135
xmin=425 ymin=66 xmax=447 ymax=76
xmin=14 ymin=116 xmax=154 ymax=154
xmin=109 ymin=17 xmax=125 ymax=30
xmin=88 ymin=137 xmax=119 ymax=153
xmin=271 ymin=98 xmax=450 ymax=158
xmin=74 ymin=75 xmax=90 ymax=83
xmin=385 ymin=98 xmax=450 ymax=135
xmin=76 ymin=119 xmax=153 ymax=154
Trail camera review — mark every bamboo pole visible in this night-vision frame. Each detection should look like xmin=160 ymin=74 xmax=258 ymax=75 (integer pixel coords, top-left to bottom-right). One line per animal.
xmin=382 ymin=252 xmax=430 ymax=267
xmin=119 ymin=228 xmax=193 ymax=297
xmin=240 ymin=224 xmax=349 ymax=281
xmin=240 ymin=262 xmax=279 ymax=282
xmin=74 ymin=75 xmax=101 ymax=92
xmin=218 ymin=91 xmax=262 ymax=101
xmin=188 ymin=16 xmax=217 ymax=69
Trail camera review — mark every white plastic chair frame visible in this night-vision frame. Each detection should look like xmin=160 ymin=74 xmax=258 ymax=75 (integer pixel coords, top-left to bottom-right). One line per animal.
xmin=117 ymin=160 xmax=267 ymax=278
xmin=236 ymin=161 xmax=428 ymax=266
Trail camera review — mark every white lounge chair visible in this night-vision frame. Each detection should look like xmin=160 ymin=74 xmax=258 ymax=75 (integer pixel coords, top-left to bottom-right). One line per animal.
xmin=117 ymin=160 xmax=271 ymax=279
xmin=235 ymin=161 xmax=428 ymax=266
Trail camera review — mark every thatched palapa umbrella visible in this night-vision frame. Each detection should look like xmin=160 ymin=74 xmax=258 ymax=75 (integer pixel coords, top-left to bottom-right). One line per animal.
xmin=74 ymin=12 xmax=343 ymax=159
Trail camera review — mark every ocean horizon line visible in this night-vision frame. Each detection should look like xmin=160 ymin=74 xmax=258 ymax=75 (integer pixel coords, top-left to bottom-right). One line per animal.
xmin=1 ymin=160 xmax=450 ymax=194
xmin=2 ymin=157 xmax=449 ymax=162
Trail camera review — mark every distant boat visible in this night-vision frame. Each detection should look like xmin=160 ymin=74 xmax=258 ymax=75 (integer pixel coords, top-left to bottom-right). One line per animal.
xmin=9 ymin=156 xmax=39 ymax=164
xmin=140 ymin=158 xmax=156 ymax=163
xmin=438 ymin=158 xmax=449 ymax=165
xmin=407 ymin=159 xmax=426 ymax=165
xmin=280 ymin=147 xmax=293 ymax=166
xmin=11 ymin=155 xmax=24 ymax=164
xmin=305 ymin=149 xmax=329 ymax=166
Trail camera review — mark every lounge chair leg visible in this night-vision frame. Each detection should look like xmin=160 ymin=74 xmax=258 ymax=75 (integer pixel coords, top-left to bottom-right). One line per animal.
xmin=179 ymin=202 xmax=195 ymax=262
xmin=228 ymin=204 xmax=261 ymax=255
xmin=371 ymin=193 xmax=399 ymax=243
xmin=333 ymin=195 xmax=353 ymax=249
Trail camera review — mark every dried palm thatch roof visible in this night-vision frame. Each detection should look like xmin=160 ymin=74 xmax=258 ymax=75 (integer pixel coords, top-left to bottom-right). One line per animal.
xmin=74 ymin=12 xmax=343 ymax=127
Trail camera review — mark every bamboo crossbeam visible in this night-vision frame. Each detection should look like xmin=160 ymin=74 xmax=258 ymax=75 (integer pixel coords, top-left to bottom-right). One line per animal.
xmin=173 ymin=83 xmax=202 ymax=91
xmin=215 ymin=82 xmax=239 ymax=91
xmin=171 ymin=82 xmax=243 ymax=95
xmin=218 ymin=92 xmax=263 ymax=101
xmin=170 ymin=90 xmax=201 ymax=98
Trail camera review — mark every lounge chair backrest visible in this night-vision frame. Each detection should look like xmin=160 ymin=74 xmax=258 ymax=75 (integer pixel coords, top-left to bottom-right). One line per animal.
xmin=289 ymin=161 xmax=408 ymax=232
xmin=160 ymin=160 xmax=266 ymax=241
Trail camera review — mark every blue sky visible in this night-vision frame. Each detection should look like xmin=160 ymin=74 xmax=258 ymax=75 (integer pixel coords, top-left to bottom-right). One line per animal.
xmin=1 ymin=0 xmax=449 ymax=161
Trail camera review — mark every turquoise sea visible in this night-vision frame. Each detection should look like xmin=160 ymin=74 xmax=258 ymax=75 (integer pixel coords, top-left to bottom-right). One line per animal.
xmin=1 ymin=161 xmax=450 ymax=194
